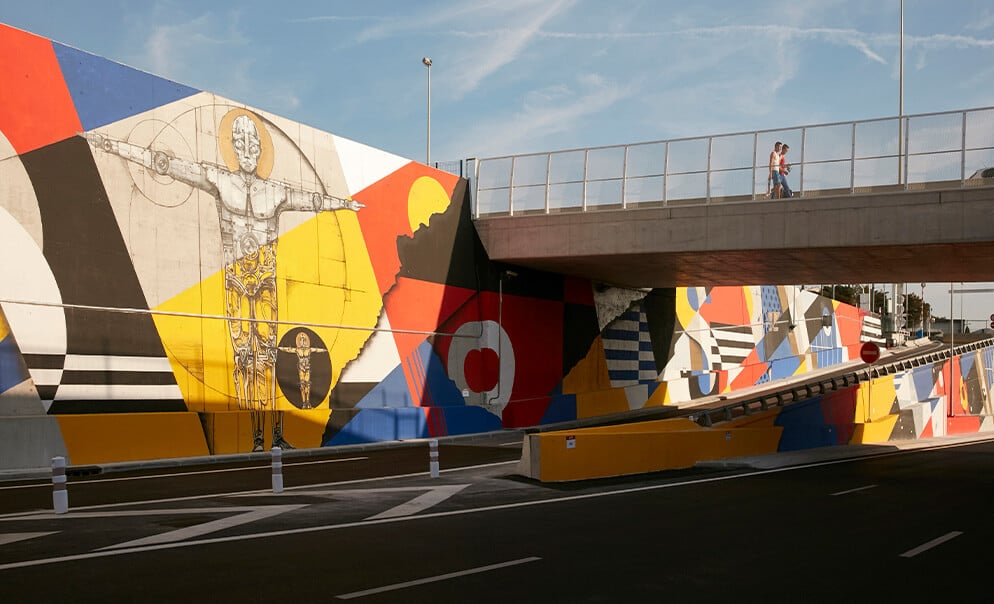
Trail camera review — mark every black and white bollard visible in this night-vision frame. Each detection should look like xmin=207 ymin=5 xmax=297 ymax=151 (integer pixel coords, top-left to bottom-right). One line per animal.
xmin=429 ymin=438 xmax=439 ymax=478
xmin=51 ymin=456 xmax=68 ymax=514
xmin=271 ymin=447 xmax=284 ymax=494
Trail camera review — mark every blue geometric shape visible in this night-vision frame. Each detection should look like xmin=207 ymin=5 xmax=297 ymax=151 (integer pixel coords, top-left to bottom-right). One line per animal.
xmin=52 ymin=43 xmax=199 ymax=131
xmin=355 ymin=341 xmax=465 ymax=410
xmin=420 ymin=346 xmax=466 ymax=408
xmin=541 ymin=394 xmax=577 ymax=424
xmin=911 ymin=365 xmax=936 ymax=400
xmin=774 ymin=397 xmax=837 ymax=451
xmin=441 ymin=405 xmax=503 ymax=435
xmin=327 ymin=408 xmax=428 ymax=445
xmin=0 ymin=335 xmax=30 ymax=395
xmin=355 ymin=362 xmax=418 ymax=409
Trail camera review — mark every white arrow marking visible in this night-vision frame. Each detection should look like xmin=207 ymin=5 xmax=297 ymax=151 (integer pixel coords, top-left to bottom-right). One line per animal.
xmin=239 ymin=484 xmax=471 ymax=520
xmin=365 ymin=485 xmax=469 ymax=520
xmin=98 ymin=504 xmax=305 ymax=550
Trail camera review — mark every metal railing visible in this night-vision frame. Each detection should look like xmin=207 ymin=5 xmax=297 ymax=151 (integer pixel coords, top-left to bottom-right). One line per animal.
xmin=467 ymin=106 xmax=994 ymax=218
xmin=692 ymin=337 xmax=994 ymax=428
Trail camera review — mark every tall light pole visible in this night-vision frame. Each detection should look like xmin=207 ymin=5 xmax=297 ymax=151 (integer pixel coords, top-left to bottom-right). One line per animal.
xmin=898 ymin=0 xmax=904 ymax=185
xmin=422 ymin=56 xmax=432 ymax=166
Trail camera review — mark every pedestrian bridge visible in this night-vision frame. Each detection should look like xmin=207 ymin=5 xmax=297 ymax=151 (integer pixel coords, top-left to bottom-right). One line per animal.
xmin=467 ymin=106 xmax=994 ymax=287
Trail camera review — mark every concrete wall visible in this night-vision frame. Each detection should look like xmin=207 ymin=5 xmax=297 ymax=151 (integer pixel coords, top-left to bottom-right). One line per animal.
xmin=1 ymin=22 xmax=890 ymax=468
xmin=522 ymin=342 xmax=994 ymax=481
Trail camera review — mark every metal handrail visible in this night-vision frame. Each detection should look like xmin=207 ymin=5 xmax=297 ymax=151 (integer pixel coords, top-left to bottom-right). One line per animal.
xmin=468 ymin=105 xmax=994 ymax=217
xmin=692 ymin=338 xmax=994 ymax=428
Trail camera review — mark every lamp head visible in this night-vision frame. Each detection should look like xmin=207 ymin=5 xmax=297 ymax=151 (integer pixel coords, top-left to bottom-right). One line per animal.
xmin=422 ymin=57 xmax=432 ymax=67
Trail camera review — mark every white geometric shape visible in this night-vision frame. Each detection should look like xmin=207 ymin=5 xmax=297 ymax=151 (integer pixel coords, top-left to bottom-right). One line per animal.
xmin=331 ymin=134 xmax=411 ymax=196
xmin=339 ymin=310 xmax=403 ymax=383
xmin=0 ymin=208 xmax=67 ymax=363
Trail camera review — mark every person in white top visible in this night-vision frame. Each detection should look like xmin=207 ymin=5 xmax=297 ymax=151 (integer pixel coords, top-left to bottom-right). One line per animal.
xmin=769 ymin=141 xmax=783 ymax=199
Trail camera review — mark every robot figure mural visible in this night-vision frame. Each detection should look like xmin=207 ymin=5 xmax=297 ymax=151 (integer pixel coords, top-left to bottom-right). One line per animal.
xmin=84 ymin=110 xmax=363 ymax=450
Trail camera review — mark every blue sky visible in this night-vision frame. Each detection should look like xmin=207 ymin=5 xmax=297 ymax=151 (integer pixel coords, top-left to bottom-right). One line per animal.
xmin=4 ymin=0 xmax=994 ymax=326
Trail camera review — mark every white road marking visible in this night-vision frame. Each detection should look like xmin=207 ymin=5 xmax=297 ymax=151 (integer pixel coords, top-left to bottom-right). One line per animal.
xmin=365 ymin=484 xmax=469 ymax=519
xmin=335 ymin=557 xmax=541 ymax=599
xmin=830 ymin=484 xmax=877 ymax=496
xmin=900 ymin=531 xmax=963 ymax=558
xmin=99 ymin=504 xmax=305 ymax=550
xmin=0 ymin=532 xmax=57 ymax=545
xmin=232 ymin=484 xmax=471 ymax=520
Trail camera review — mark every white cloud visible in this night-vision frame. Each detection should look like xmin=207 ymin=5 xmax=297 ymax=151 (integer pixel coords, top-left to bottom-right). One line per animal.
xmin=965 ymin=10 xmax=994 ymax=31
xmin=444 ymin=74 xmax=637 ymax=157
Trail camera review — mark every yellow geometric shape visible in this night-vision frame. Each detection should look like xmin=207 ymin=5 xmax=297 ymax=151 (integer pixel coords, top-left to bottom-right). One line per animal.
xmin=57 ymin=413 xmax=209 ymax=465
xmin=408 ymin=176 xmax=451 ymax=234
xmin=154 ymin=208 xmax=382 ymax=415
xmin=854 ymin=376 xmax=897 ymax=424
xmin=675 ymin=287 xmax=698 ymax=327
xmin=576 ymin=388 xmax=631 ymax=419
xmin=851 ymin=414 xmax=899 ymax=444
xmin=561 ymin=334 xmax=612 ymax=394
xmin=0 ymin=306 xmax=9 ymax=341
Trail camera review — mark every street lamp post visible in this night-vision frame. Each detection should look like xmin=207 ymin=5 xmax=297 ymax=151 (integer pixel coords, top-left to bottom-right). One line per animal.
xmin=898 ymin=0 xmax=904 ymax=186
xmin=422 ymin=57 xmax=432 ymax=166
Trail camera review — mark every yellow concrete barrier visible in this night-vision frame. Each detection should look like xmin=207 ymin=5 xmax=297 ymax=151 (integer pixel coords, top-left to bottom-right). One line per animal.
xmin=57 ymin=412 xmax=209 ymax=465
xmin=518 ymin=415 xmax=782 ymax=482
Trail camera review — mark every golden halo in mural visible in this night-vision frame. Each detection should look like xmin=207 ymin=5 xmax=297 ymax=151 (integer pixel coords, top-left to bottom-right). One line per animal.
xmin=218 ymin=108 xmax=275 ymax=180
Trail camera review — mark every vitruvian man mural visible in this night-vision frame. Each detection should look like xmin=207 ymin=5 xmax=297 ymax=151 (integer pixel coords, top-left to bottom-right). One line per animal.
xmin=1 ymin=22 xmax=991 ymax=469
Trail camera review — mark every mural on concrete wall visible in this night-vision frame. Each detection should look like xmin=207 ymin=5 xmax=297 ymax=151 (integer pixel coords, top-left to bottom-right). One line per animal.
xmin=0 ymin=23 xmax=593 ymax=458
xmin=83 ymin=110 xmax=364 ymax=451
xmin=5 ymin=22 xmax=990 ymax=468
xmin=772 ymin=344 xmax=994 ymax=449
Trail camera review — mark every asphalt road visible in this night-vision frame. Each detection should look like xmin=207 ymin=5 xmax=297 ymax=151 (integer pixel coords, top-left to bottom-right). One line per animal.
xmin=2 ymin=435 xmax=993 ymax=603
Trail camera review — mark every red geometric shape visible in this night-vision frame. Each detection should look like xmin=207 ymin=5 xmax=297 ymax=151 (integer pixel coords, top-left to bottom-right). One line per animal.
xmin=383 ymin=277 xmax=476 ymax=362
xmin=502 ymin=397 xmax=552 ymax=428
xmin=698 ymin=286 xmax=751 ymax=326
xmin=947 ymin=415 xmax=981 ymax=435
xmin=352 ymin=162 xmax=460 ymax=297
xmin=434 ymin=290 xmax=564 ymax=405
xmin=728 ymin=348 xmax=767 ymax=390
xmin=0 ymin=24 xmax=82 ymax=154
xmin=464 ymin=347 xmax=499 ymax=392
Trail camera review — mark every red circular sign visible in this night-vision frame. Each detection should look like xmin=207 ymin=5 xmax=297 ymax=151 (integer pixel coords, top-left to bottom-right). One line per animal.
xmin=860 ymin=342 xmax=881 ymax=364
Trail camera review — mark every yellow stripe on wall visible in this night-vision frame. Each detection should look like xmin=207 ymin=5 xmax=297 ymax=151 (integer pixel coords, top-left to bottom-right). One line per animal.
xmin=57 ymin=413 xmax=209 ymax=465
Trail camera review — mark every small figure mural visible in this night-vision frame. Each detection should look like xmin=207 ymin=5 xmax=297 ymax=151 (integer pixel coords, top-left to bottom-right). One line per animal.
xmin=278 ymin=331 xmax=328 ymax=409
xmin=84 ymin=110 xmax=363 ymax=451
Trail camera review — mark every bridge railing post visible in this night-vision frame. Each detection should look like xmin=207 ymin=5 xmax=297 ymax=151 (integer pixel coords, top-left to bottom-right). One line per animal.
xmin=582 ymin=149 xmax=589 ymax=212
xmin=751 ymin=132 xmax=758 ymax=200
xmin=850 ymin=122 xmax=856 ymax=194
xmin=662 ymin=141 xmax=669 ymax=206
xmin=621 ymin=145 xmax=629 ymax=210
xmin=706 ymin=136 xmax=713 ymax=203
xmin=544 ymin=153 xmax=551 ymax=214
xmin=960 ymin=111 xmax=967 ymax=187
xmin=508 ymin=156 xmax=517 ymax=216
xmin=799 ymin=127 xmax=806 ymax=196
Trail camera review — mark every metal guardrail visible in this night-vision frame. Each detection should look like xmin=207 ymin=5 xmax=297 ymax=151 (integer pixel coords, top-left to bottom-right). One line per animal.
xmin=691 ymin=338 xmax=994 ymax=428
xmin=466 ymin=106 xmax=994 ymax=218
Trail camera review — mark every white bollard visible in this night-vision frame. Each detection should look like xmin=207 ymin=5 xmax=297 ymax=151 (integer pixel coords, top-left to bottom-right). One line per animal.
xmin=271 ymin=447 xmax=284 ymax=494
xmin=429 ymin=439 xmax=439 ymax=478
xmin=51 ymin=456 xmax=68 ymax=514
